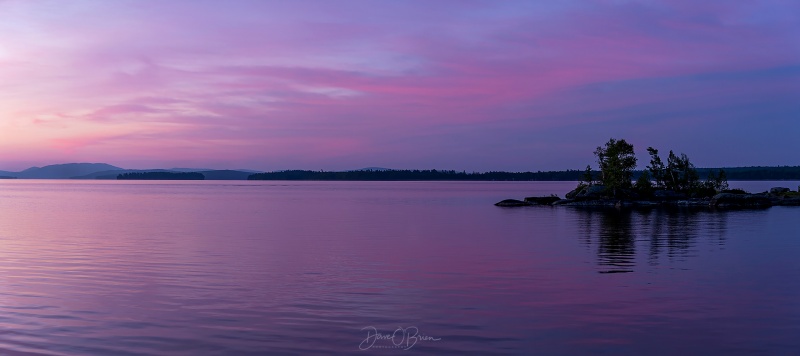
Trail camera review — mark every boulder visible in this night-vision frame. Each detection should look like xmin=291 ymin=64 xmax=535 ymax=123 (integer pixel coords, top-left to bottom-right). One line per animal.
xmin=524 ymin=196 xmax=561 ymax=205
xmin=565 ymin=185 xmax=603 ymax=199
xmin=552 ymin=199 xmax=574 ymax=205
xmin=571 ymin=185 xmax=607 ymax=200
xmin=494 ymin=199 xmax=531 ymax=207
xmin=711 ymin=193 xmax=772 ymax=208
xmin=653 ymin=190 xmax=686 ymax=200
xmin=565 ymin=186 xmax=583 ymax=199
xmin=579 ymin=185 xmax=606 ymax=197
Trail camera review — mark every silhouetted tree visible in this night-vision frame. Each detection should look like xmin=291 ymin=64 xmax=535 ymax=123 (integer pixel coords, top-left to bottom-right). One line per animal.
xmin=665 ymin=150 xmax=699 ymax=192
xmin=594 ymin=138 xmax=637 ymax=197
xmin=634 ymin=170 xmax=654 ymax=197
xmin=581 ymin=165 xmax=595 ymax=186
xmin=647 ymin=147 xmax=701 ymax=194
xmin=704 ymin=169 xmax=729 ymax=192
xmin=646 ymin=147 xmax=666 ymax=189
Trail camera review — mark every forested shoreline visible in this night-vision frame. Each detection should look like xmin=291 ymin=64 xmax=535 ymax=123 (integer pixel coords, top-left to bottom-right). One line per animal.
xmin=247 ymin=167 xmax=800 ymax=181
xmin=117 ymin=172 xmax=205 ymax=180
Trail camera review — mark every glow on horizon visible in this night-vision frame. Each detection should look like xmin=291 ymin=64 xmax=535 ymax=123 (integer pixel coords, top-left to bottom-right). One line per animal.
xmin=0 ymin=0 xmax=798 ymax=172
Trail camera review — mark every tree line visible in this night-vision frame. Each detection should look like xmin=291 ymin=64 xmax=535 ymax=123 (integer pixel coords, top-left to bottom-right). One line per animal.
xmin=247 ymin=166 xmax=800 ymax=182
xmin=117 ymin=172 xmax=205 ymax=180
xmin=247 ymin=169 xmax=585 ymax=181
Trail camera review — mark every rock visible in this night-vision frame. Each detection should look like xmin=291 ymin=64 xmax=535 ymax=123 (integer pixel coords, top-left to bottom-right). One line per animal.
xmin=653 ymin=190 xmax=686 ymax=200
xmin=496 ymin=189 xmax=779 ymax=209
xmin=565 ymin=186 xmax=582 ymax=199
xmin=524 ymin=196 xmax=561 ymax=205
xmin=578 ymin=185 xmax=606 ymax=198
xmin=770 ymin=187 xmax=790 ymax=195
xmin=615 ymin=200 xmax=642 ymax=208
xmin=721 ymin=189 xmax=748 ymax=194
xmin=494 ymin=199 xmax=531 ymax=207
xmin=775 ymin=197 xmax=800 ymax=206
xmin=672 ymin=199 xmax=711 ymax=207
xmin=552 ymin=199 xmax=574 ymax=205
xmin=554 ymin=199 xmax=621 ymax=207
xmin=623 ymin=189 xmax=639 ymax=199
xmin=711 ymin=193 xmax=772 ymax=208
xmin=569 ymin=185 xmax=607 ymax=200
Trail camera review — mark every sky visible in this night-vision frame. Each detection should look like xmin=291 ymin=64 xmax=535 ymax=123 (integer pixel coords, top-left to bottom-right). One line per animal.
xmin=0 ymin=0 xmax=798 ymax=172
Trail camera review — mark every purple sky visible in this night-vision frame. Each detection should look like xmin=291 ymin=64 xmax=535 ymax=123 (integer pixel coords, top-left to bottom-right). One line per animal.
xmin=1 ymin=0 xmax=798 ymax=171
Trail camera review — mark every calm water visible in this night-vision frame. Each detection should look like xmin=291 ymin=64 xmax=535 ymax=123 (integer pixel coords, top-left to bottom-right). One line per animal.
xmin=0 ymin=180 xmax=798 ymax=355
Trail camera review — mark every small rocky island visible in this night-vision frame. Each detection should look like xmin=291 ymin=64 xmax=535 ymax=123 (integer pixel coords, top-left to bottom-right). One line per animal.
xmin=497 ymin=138 xmax=800 ymax=209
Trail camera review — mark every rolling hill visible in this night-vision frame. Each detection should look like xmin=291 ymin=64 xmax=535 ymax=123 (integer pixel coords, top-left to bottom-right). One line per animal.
xmin=14 ymin=163 xmax=123 ymax=179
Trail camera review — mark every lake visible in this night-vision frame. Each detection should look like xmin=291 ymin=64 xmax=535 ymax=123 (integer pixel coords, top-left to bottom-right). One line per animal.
xmin=0 ymin=180 xmax=798 ymax=355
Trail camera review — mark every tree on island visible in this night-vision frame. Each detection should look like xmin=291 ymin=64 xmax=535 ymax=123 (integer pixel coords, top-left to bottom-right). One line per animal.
xmin=573 ymin=139 xmax=730 ymax=199
xmin=646 ymin=146 xmax=728 ymax=197
xmin=646 ymin=147 xmax=666 ymax=188
xmin=593 ymin=138 xmax=637 ymax=197
xmin=705 ymin=169 xmax=729 ymax=192
xmin=665 ymin=150 xmax=698 ymax=192
xmin=634 ymin=170 xmax=653 ymax=197
xmin=580 ymin=165 xmax=595 ymax=186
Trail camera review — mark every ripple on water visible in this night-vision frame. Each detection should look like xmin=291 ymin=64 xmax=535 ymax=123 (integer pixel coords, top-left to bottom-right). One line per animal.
xmin=0 ymin=181 xmax=798 ymax=354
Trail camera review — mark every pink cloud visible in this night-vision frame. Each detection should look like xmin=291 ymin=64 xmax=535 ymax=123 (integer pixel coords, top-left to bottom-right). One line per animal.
xmin=0 ymin=1 xmax=798 ymax=170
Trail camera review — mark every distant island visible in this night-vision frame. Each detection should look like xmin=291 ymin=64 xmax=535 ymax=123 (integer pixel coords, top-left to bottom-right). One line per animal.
xmin=117 ymin=172 xmax=205 ymax=180
xmin=496 ymin=138 xmax=800 ymax=209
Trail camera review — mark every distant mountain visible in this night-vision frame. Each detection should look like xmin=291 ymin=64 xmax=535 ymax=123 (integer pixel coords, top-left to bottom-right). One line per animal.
xmin=357 ymin=167 xmax=393 ymax=171
xmin=0 ymin=170 xmax=16 ymax=177
xmin=15 ymin=163 xmax=123 ymax=179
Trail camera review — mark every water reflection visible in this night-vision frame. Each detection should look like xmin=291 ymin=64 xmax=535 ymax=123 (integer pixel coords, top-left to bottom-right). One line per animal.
xmin=0 ymin=180 xmax=795 ymax=354
xmin=575 ymin=208 xmax=729 ymax=273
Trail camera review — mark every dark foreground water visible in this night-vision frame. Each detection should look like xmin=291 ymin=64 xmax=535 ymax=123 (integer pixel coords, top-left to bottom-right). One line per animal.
xmin=0 ymin=180 xmax=798 ymax=355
